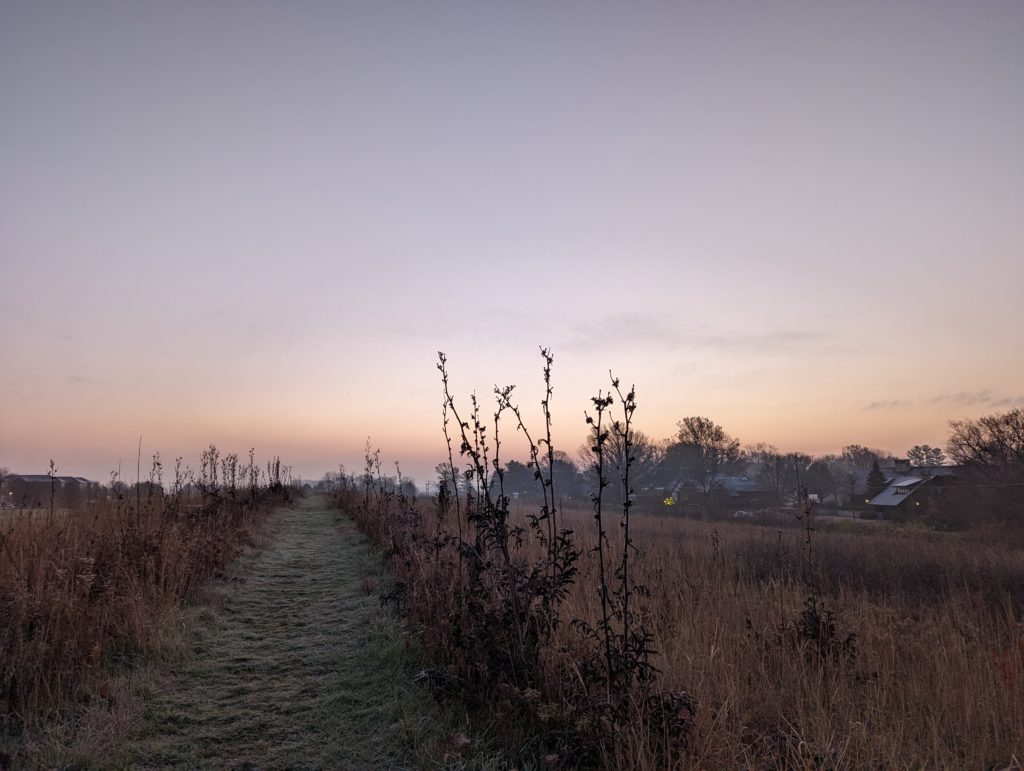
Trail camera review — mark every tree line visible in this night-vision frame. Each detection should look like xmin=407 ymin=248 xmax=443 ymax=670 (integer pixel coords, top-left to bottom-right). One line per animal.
xmin=412 ymin=407 xmax=1023 ymax=526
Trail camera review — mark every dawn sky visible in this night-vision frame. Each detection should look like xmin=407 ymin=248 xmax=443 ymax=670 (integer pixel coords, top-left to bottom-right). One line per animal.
xmin=2 ymin=1 xmax=1022 ymax=485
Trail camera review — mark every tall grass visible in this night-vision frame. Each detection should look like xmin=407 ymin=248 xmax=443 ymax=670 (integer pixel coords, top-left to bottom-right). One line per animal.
xmin=341 ymin=353 xmax=1023 ymax=769
xmin=554 ymin=508 xmax=1023 ymax=767
xmin=0 ymin=446 xmax=291 ymax=735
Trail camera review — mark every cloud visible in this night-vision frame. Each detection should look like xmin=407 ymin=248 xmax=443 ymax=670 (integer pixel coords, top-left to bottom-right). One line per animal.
xmin=557 ymin=312 xmax=835 ymax=355
xmin=992 ymin=395 xmax=1024 ymax=408
xmin=929 ymin=390 xmax=993 ymax=406
xmin=864 ymin=399 xmax=911 ymax=411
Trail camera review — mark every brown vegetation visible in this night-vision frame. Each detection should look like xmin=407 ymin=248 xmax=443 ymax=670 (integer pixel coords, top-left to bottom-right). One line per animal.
xmin=339 ymin=352 xmax=1023 ymax=769
xmin=561 ymin=508 xmax=1023 ymax=767
xmin=0 ymin=447 xmax=291 ymax=738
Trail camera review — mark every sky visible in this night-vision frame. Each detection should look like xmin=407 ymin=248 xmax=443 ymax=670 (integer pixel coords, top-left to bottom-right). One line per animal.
xmin=1 ymin=0 xmax=1022 ymax=486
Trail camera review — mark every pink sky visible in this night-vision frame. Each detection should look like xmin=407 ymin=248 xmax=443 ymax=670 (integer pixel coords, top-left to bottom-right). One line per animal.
xmin=2 ymin=1 xmax=1022 ymax=485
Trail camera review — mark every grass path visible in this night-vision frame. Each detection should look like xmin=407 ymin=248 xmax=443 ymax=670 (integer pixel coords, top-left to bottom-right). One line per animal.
xmin=122 ymin=495 xmax=434 ymax=769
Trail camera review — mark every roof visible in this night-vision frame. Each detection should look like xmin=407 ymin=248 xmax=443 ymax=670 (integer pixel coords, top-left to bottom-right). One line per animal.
xmin=3 ymin=474 xmax=97 ymax=484
xmin=891 ymin=476 xmax=925 ymax=487
xmin=911 ymin=465 xmax=959 ymax=477
xmin=714 ymin=475 xmax=769 ymax=496
xmin=869 ymin=476 xmax=928 ymax=507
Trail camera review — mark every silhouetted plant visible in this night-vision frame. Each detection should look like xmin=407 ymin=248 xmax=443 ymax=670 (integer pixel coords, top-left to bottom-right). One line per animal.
xmin=344 ymin=350 xmax=687 ymax=767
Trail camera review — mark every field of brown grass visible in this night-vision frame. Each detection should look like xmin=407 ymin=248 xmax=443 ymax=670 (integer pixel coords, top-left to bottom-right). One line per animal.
xmin=553 ymin=506 xmax=1023 ymax=767
xmin=0 ymin=451 xmax=291 ymax=749
xmin=346 ymin=481 xmax=1023 ymax=769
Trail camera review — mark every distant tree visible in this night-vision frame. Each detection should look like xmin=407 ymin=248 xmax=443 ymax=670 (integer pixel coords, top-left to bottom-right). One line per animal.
xmin=842 ymin=444 xmax=885 ymax=470
xmin=946 ymin=408 xmax=1024 ymax=523
xmin=907 ymin=445 xmax=946 ymax=467
xmin=578 ymin=422 xmax=664 ymax=503
xmin=435 ymin=462 xmax=475 ymax=496
xmin=318 ymin=469 xmax=352 ymax=492
xmin=664 ymin=417 xmax=741 ymax=494
xmin=946 ymin=409 xmax=1024 ymax=481
xmin=805 ymin=459 xmax=836 ymax=501
xmin=541 ymin=450 xmax=585 ymax=500
xmin=782 ymin=452 xmax=813 ymax=503
xmin=746 ymin=443 xmax=786 ymax=503
xmin=495 ymin=459 xmax=537 ymax=499
xmin=434 ymin=461 xmax=456 ymax=489
xmin=818 ymin=454 xmax=849 ymax=505
xmin=866 ymin=459 xmax=888 ymax=500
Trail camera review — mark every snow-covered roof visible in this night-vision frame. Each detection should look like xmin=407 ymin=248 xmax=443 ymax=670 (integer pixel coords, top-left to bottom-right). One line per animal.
xmin=869 ymin=476 xmax=927 ymax=507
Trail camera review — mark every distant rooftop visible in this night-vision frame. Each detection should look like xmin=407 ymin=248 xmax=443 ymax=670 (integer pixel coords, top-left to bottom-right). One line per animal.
xmin=3 ymin=474 xmax=98 ymax=485
xmin=869 ymin=476 xmax=928 ymax=507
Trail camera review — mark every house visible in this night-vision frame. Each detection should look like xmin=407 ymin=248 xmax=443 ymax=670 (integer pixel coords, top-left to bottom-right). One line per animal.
xmin=867 ymin=467 xmax=958 ymax=517
xmin=850 ymin=460 xmax=960 ymax=503
xmin=713 ymin=475 xmax=772 ymax=508
xmin=868 ymin=475 xmax=930 ymax=515
xmin=665 ymin=474 xmax=772 ymax=510
xmin=1 ymin=474 xmax=98 ymax=508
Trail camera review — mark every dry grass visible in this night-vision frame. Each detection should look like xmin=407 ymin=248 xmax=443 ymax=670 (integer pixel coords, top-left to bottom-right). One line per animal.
xmin=0 ymin=469 xmax=290 ymax=743
xmin=114 ymin=497 xmax=447 ymax=769
xmin=347 ymin=486 xmax=1023 ymax=769
xmin=553 ymin=507 xmax=1024 ymax=768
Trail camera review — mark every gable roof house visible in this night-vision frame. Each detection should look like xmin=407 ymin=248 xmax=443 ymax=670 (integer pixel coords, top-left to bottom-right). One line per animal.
xmin=664 ymin=474 xmax=772 ymax=509
xmin=868 ymin=475 xmax=929 ymax=512
xmin=867 ymin=467 xmax=959 ymax=517
xmin=713 ymin=475 xmax=771 ymax=504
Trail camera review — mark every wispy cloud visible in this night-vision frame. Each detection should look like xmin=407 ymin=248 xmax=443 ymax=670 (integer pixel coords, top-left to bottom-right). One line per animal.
xmin=864 ymin=399 xmax=911 ymax=411
xmin=930 ymin=390 xmax=993 ymax=406
xmin=992 ymin=395 xmax=1024 ymax=408
xmin=558 ymin=313 xmax=836 ymax=355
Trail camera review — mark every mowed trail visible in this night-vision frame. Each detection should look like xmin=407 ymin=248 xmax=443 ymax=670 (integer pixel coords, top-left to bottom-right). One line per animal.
xmin=123 ymin=496 xmax=429 ymax=769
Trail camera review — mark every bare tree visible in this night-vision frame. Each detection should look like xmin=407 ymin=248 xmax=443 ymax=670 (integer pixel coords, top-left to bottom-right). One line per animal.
xmin=945 ymin=408 xmax=1024 ymax=522
xmin=785 ymin=452 xmax=813 ymax=493
xmin=540 ymin=449 xmax=586 ymax=500
xmin=665 ymin=417 xmax=741 ymax=494
xmin=579 ymin=423 xmax=664 ymax=503
xmin=841 ymin=444 xmax=889 ymax=470
xmin=746 ymin=443 xmax=786 ymax=503
xmin=818 ymin=453 xmax=849 ymax=505
xmin=947 ymin=408 xmax=1024 ymax=482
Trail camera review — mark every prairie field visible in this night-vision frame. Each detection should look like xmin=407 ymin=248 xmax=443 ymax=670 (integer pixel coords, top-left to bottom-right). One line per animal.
xmin=558 ymin=507 xmax=1023 ymax=767
xmin=6 ymin=1 xmax=1024 ymax=767
xmin=344 ymin=479 xmax=1023 ymax=769
xmin=334 ymin=356 xmax=1024 ymax=768
xmin=0 ymin=450 xmax=291 ymax=743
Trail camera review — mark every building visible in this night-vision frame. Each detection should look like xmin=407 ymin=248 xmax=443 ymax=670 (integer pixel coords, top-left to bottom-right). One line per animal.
xmin=665 ymin=474 xmax=773 ymax=510
xmin=1 ymin=474 xmax=98 ymax=508
xmin=867 ymin=466 xmax=958 ymax=517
